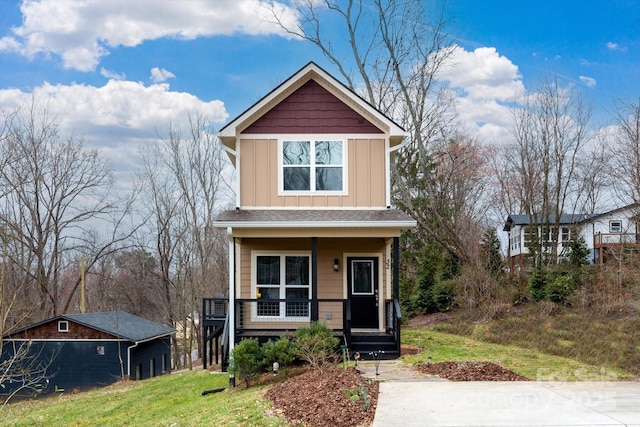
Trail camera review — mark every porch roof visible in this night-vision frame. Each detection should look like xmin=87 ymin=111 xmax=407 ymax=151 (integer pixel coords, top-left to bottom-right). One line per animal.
xmin=215 ymin=209 xmax=416 ymax=229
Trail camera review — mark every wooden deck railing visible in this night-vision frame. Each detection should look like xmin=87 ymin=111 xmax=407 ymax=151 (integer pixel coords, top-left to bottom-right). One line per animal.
xmin=593 ymin=233 xmax=640 ymax=247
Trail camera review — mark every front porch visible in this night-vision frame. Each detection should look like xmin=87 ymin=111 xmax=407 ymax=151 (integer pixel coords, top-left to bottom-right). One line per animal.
xmin=202 ymin=297 xmax=401 ymax=370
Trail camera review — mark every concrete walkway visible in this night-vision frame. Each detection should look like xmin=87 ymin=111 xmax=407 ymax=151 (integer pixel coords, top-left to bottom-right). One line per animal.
xmin=357 ymin=361 xmax=640 ymax=427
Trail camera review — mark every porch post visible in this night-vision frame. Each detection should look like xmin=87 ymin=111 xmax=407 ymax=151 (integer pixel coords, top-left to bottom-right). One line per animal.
xmin=228 ymin=230 xmax=235 ymax=354
xmin=311 ymin=237 xmax=319 ymax=321
xmin=393 ymin=237 xmax=400 ymax=300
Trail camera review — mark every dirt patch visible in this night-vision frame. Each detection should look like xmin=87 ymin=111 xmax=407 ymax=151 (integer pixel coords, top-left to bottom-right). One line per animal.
xmin=415 ymin=361 xmax=529 ymax=381
xmin=406 ymin=312 xmax=455 ymax=327
xmin=266 ymin=367 xmax=378 ymax=427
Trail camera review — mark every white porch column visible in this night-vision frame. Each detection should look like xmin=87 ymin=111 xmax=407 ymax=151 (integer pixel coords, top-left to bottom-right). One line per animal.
xmin=227 ymin=228 xmax=235 ymax=353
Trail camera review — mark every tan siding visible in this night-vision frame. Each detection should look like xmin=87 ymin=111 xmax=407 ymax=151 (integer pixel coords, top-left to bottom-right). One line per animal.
xmin=238 ymin=137 xmax=387 ymax=208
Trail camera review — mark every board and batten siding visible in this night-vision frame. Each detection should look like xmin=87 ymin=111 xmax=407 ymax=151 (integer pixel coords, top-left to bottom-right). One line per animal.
xmin=238 ymin=138 xmax=387 ymax=208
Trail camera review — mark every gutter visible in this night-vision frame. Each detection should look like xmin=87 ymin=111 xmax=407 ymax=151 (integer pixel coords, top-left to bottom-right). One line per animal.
xmin=215 ymin=220 xmax=417 ymax=229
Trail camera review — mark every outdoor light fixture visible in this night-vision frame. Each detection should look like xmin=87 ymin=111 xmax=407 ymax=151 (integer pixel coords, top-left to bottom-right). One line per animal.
xmin=332 ymin=258 xmax=340 ymax=272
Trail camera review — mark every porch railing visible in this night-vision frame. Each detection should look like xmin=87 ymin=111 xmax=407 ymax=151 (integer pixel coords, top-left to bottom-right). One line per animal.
xmin=234 ymin=299 xmax=347 ymax=333
xmin=594 ymin=233 xmax=640 ymax=247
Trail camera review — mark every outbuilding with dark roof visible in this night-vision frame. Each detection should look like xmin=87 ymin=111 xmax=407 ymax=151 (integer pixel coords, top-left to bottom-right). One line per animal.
xmin=1 ymin=311 xmax=175 ymax=396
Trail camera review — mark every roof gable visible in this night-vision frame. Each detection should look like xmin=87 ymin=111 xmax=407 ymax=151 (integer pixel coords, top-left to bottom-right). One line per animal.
xmin=4 ymin=311 xmax=175 ymax=342
xmin=219 ymin=62 xmax=406 ymax=159
xmin=242 ymin=80 xmax=382 ymax=134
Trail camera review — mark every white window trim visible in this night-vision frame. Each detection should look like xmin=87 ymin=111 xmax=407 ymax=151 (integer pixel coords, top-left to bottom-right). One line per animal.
xmin=251 ymin=250 xmax=312 ymax=321
xmin=277 ymin=137 xmax=348 ymax=196
xmin=610 ymin=220 xmax=622 ymax=233
xmin=58 ymin=320 xmax=69 ymax=332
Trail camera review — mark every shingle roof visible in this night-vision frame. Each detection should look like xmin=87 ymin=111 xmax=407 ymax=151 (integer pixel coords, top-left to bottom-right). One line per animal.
xmin=63 ymin=311 xmax=175 ymax=342
xmin=215 ymin=209 xmax=416 ymax=228
xmin=502 ymin=213 xmax=599 ymax=231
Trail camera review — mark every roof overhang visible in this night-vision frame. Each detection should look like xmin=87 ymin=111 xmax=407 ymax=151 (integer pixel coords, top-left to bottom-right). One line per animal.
xmin=218 ymin=62 xmax=408 ymax=165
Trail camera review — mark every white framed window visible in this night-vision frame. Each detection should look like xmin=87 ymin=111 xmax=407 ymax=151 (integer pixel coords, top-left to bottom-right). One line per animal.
xmin=253 ymin=252 xmax=311 ymax=320
xmin=280 ymin=139 xmax=345 ymax=193
xmin=58 ymin=320 xmax=69 ymax=332
xmin=610 ymin=220 xmax=622 ymax=233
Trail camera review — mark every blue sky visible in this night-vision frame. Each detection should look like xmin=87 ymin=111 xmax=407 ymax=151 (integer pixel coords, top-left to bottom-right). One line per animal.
xmin=1 ymin=0 xmax=639 ymax=185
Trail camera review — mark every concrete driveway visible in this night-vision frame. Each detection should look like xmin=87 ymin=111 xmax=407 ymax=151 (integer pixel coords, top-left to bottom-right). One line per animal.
xmin=372 ymin=381 xmax=640 ymax=426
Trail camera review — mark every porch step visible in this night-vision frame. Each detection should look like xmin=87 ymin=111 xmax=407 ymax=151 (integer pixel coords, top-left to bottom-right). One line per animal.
xmin=349 ymin=332 xmax=399 ymax=359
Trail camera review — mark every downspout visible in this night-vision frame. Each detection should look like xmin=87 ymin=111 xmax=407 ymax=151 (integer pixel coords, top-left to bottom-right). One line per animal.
xmin=127 ymin=341 xmax=139 ymax=379
xmin=385 ymin=138 xmax=408 ymax=208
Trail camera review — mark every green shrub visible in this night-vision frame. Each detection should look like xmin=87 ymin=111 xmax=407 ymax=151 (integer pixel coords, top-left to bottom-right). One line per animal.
xmin=229 ymin=338 xmax=264 ymax=386
xmin=545 ymin=274 xmax=575 ymax=304
xmin=294 ymin=322 xmax=339 ymax=370
xmin=432 ymin=280 xmax=457 ymax=312
xmin=262 ymin=336 xmax=295 ymax=371
xmin=528 ymin=268 xmax=547 ymax=301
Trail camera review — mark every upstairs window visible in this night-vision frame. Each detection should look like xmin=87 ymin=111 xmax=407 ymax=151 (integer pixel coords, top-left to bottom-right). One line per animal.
xmin=281 ymin=140 xmax=344 ymax=192
xmin=610 ymin=220 xmax=622 ymax=233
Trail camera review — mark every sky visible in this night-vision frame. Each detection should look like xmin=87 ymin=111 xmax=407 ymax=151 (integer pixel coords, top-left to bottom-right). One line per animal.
xmin=1 ymin=0 xmax=639 ymax=192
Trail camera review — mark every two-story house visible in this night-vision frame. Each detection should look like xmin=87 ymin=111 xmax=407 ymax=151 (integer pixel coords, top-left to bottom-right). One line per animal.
xmin=503 ymin=203 xmax=640 ymax=272
xmin=203 ymin=62 xmax=415 ymax=369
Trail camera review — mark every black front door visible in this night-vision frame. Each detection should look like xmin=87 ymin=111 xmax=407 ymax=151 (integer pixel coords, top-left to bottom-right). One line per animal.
xmin=347 ymin=257 xmax=379 ymax=329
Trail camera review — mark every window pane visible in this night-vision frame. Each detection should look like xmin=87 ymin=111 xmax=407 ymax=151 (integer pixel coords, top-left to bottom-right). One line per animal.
xmin=257 ymin=256 xmax=280 ymax=285
xmin=286 ymin=289 xmax=309 ymax=317
xmin=257 ymin=287 xmax=280 ymax=316
xmin=285 ymin=256 xmax=309 ymax=286
xmin=316 ymin=167 xmax=342 ymax=191
xmin=352 ymin=261 xmax=373 ymax=294
xmin=284 ymin=167 xmax=310 ymax=190
xmin=283 ymin=141 xmax=310 ymax=165
xmin=315 ymin=141 xmax=342 ymax=165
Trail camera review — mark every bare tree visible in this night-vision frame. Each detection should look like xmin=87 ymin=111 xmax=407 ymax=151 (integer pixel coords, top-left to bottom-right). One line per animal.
xmin=611 ymin=98 xmax=640 ymax=204
xmin=497 ymin=77 xmax=592 ymax=266
xmin=0 ymin=100 xmax=136 ymax=322
xmin=140 ymin=114 xmax=232 ymax=369
xmin=267 ymin=1 xmax=492 ymax=265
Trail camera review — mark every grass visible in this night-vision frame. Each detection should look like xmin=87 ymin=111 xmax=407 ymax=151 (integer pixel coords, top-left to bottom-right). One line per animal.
xmin=426 ymin=303 xmax=640 ymax=377
xmin=0 ymin=370 xmax=289 ymax=427
xmin=401 ymin=328 xmax=630 ymax=381
xmin=2 ymin=308 xmax=637 ymax=425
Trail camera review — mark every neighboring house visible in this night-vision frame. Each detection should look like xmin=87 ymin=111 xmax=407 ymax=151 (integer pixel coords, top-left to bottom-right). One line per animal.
xmin=1 ymin=311 xmax=175 ymax=395
xmin=204 ymin=62 xmax=416 ymax=368
xmin=503 ymin=203 xmax=640 ymax=272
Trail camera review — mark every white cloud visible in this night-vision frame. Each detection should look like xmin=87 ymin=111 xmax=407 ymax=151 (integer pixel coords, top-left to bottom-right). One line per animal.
xmin=2 ymin=0 xmax=300 ymax=71
xmin=433 ymin=45 xmax=526 ymax=143
xmin=100 ymin=68 xmax=126 ymax=80
xmin=438 ymin=45 xmax=525 ymax=101
xmin=579 ymin=75 xmax=596 ymax=88
xmin=606 ymin=41 xmax=626 ymax=51
xmin=0 ymin=80 xmax=229 ymax=190
xmin=150 ymin=67 xmax=176 ymax=83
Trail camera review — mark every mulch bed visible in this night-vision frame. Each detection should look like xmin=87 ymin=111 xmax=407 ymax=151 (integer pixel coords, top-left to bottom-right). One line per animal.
xmin=265 ymin=362 xmax=527 ymax=426
xmin=266 ymin=367 xmax=378 ymax=427
xmin=415 ymin=361 xmax=530 ymax=381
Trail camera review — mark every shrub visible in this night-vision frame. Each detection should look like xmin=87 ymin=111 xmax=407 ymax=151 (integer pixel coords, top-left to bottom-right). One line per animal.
xmin=229 ymin=338 xmax=264 ymax=386
xmin=545 ymin=274 xmax=575 ymax=305
xmin=294 ymin=322 xmax=339 ymax=370
xmin=262 ymin=336 xmax=295 ymax=371
xmin=432 ymin=280 xmax=457 ymax=312
xmin=528 ymin=268 xmax=547 ymax=301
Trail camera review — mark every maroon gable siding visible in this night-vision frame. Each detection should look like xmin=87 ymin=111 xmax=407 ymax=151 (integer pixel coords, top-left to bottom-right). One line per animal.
xmin=6 ymin=320 xmax=115 ymax=340
xmin=242 ymin=80 xmax=383 ymax=134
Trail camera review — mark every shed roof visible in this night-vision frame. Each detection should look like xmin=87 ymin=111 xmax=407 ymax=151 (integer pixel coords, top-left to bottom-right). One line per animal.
xmin=4 ymin=311 xmax=175 ymax=342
